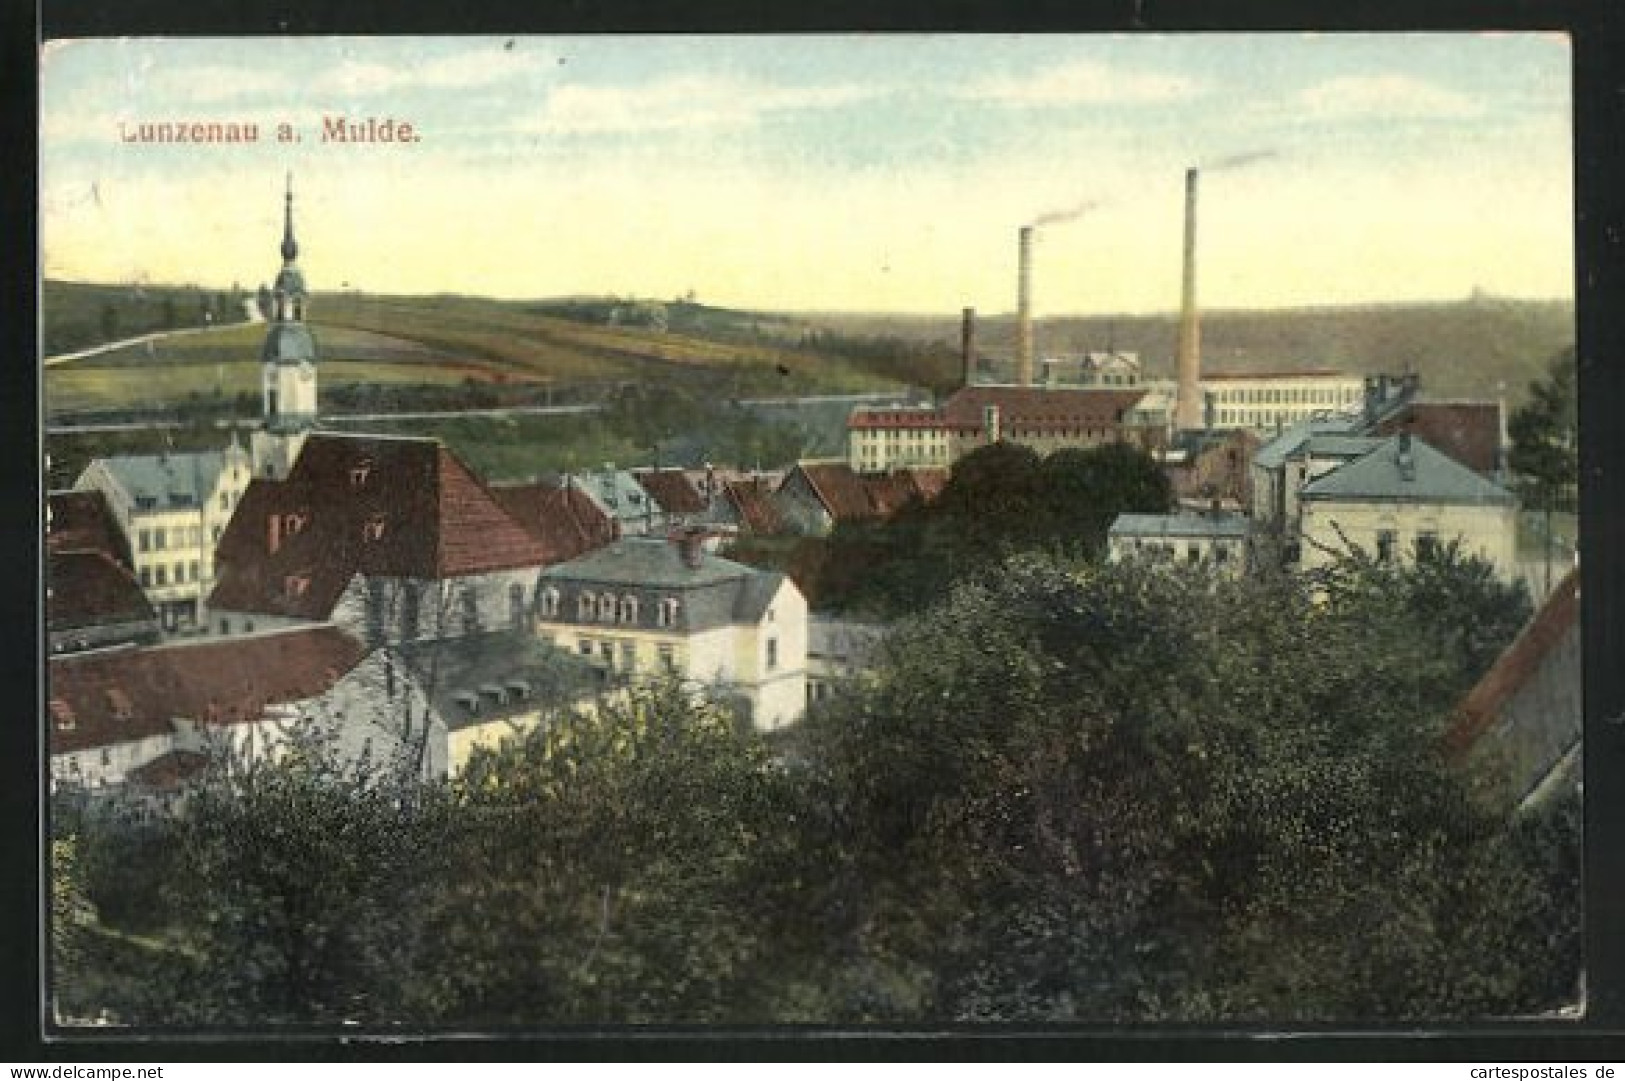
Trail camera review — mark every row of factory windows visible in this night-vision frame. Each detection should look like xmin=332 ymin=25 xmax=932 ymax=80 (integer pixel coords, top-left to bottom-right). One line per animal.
xmin=1211 ymin=385 xmax=1360 ymax=405
xmin=1216 ymin=408 xmax=1331 ymax=427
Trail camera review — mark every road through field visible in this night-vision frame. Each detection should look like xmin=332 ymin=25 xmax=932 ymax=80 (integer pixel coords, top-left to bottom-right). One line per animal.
xmin=43 ymin=315 xmax=258 ymax=368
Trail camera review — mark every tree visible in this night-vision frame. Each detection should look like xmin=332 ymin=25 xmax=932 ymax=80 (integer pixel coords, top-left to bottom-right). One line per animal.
xmin=800 ymin=551 xmax=1570 ymax=1022
xmin=1040 ymin=442 xmax=1172 ymax=556
xmin=1508 ymin=347 xmax=1577 ymax=509
xmin=164 ymin=735 xmax=453 ymax=1024
xmin=418 ymin=680 xmax=829 ymax=1023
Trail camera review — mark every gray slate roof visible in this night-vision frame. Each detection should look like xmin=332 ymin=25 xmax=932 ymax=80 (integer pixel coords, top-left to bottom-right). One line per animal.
xmin=394 ymin=629 xmax=601 ymax=732
xmin=1252 ymin=416 xmax=1361 ymax=469
xmin=1300 ymin=435 xmax=1517 ymax=506
xmin=95 ymin=450 xmax=236 ymax=510
xmin=540 ymin=537 xmax=787 ymax=633
xmin=1110 ymin=511 xmax=1251 ymax=539
xmin=560 ymin=469 xmax=657 ymax=526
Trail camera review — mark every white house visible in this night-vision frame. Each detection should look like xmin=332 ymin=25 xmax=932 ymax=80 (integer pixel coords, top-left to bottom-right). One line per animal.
xmin=1298 ymin=432 xmax=1519 ymax=578
xmin=74 ymin=440 xmax=254 ymax=632
xmin=1107 ymin=510 xmax=1252 ymax=574
xmin=533 ymin=533 xmax=808 ymax=731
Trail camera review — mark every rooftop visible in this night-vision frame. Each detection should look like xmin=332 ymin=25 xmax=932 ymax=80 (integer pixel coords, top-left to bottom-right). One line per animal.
xmin=48 ymin=625 xmax=366 ymax=755
xmin=87 ymin=448 xmax=245 ymax=512
xmin=1110 ymin=511 xmax=1252 ymax=539
xmin=394 ymin=629 xmax=602 ymax=731
xmin=48 ymin=551 xmax=158 ymax=633
xmin=1299 ymin=434 xmax=1517 ymax=507
xmin=209 ymin=434 xmax=548 ymax=619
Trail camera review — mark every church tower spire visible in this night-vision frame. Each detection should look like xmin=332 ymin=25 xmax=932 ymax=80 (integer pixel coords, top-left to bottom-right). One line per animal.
xmin=280 ymin=171 xmax=299 ymax=264
xmin=253 ymin=172 xmax=320 ymax=479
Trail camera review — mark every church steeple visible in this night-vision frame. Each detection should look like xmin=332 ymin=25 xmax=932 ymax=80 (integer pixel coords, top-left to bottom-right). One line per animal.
xmin=280 ymin=172 xmax=299 ymax=263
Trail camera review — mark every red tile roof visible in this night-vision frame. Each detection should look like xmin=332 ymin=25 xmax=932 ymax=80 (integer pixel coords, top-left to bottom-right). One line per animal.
xmin=48 ymin=490 xmax=132 ymax=568
xmin=1376 ymin=401 xmax=1502 ymax=475
xmin=847 ymin=410 xmax=973 ymax=432
xmin=723 ymin=479 xmax=786 ymax=535
xmin=490 ymin=481 xmax=619 ymax=563
xmin=1442 ymin=567 xmax=1580 ymax=759
xmin=632 ymin=469 xmax=708 ymax=514
xmin=48 ymin=626 xmax=367 ymax=756
xmin=788 ymin=463 xmax=942 ymax=523
xmin=942 ymin=386 xmax=1148 ymax=433
xmin=209 ymin=435 xmax=549 ymax=619
xmin=48 ymin=551 xmax=156 ymax=632
xmin=791 ymin=463 xmax=881 ymax=522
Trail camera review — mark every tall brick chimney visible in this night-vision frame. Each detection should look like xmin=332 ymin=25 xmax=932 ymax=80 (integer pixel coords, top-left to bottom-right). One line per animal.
xmin=1175 ymin=167 xmax=1204 ymax=431
xmin=1017 ymin=227 xmax=1034 ymax=386
xmin=961 ymin=307 xmax=977 ymax=388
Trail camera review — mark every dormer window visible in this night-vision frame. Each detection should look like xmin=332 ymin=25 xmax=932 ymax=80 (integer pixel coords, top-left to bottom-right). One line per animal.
xmin=105 ymin=688 xmax=133 ymax=721
xmin=283 ymin=512 xmax=309 ymax=536
xmin=578 ymin=593 xmax=595 ymax=620
xmin=538 ymin=586 xmax=561 ymax=618
xmin=350 ymin=460 xmax=374 ymax=488
xmin=284 ymin=573 xmax=312 ymax=598
xmin=599 ymin=592 xmax=618 ymax=621
xmin=363 ymin=514 xmax=387 ymax=542
xmin=657 ymin=597 xmax=681 ymax=629
xmin=619 ymin=595 xmax=639 ymax=624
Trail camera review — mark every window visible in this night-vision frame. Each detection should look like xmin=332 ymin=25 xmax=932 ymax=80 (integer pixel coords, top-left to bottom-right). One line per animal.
xmin=1376 ymin=529 xmax=1397 ymax=563
xmin=363 ymin=515 xmax=387 ymax=542
xmin=1187 ymin=545 xmax=1201 ymax=565
xmin=579 ymin=638 xmax=594 ymax=656
xmin=619 ymin=595 xmax=639 ymax=624
xmin=219 ymin=493 xmax=229 ymax=511
xmin=350 ymin=460 xmax=374 ymax=487
xmin=766 ymin=637 xmax=779 ymax=671
xmin=1416 ymin=531 xmax=1440 ymax=562
xmin=1214 ymin=544 xmax=1230 ymax=565
xmin=155 ymin=565 xmax=167 ymax=586
xmin=600 ymin=592 xmax=618 ymax=621
xmin=172 ymin=527 xmax=187 ymax=548
xmin=658 ymin=645 xmax=676 ymax=672
xmin=188 ymin=560 xmax=200 ymax=582
xmin=538 ymin=586 xmax=561 ymax=618
xmin=461 ymin=588 xmax=480 ymax=634
xmin=188 ymin=526 xmax=201 ymax=546
xmin=620 ymin=642 xmax=636 ymax=672
xmin=154 ymin=529 xmax=167 ymax=551
xmin=212 ymin=525 xmax=223 ymax=544
xmin=658 ymin=597 xmax=681 ymax=628
xmin=284 ymin=574 xmax=310 ymax=597
xmin=599 ymin=641 xmax=615 ymax=667
xmin=578 ymin=593 xmax=596 ymax=620
xmin=138 ymin=529 xmax=151 ymax=552
xmin=139 ymin=567 xmax=151 ymax=587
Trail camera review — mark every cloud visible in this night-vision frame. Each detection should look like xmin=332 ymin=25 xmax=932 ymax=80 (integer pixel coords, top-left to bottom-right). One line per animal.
xmin=526 ymin=75 xmax=879 ymax=135
xmin=965 ymin=60 xmax=1201 ymax=106
xmin=1296 ymin=74 xmax=1481 ymax=119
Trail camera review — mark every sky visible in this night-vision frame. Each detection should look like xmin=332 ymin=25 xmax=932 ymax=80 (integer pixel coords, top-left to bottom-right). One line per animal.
xmin=40 ymin=34 xmax=1573 ymax=315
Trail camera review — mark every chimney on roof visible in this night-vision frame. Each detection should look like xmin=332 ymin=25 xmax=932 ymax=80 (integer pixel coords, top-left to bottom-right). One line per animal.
xmin=961 ymin=307 xmax=977 ymax=389
xmin=1017 ymin=227 xmax=1035 ymax=386
xmin=1397 ymin=430 xmax=1416 ymax=482
xmin=671 ymin=526 xmax=707 ymax=569
xmin=1362 ymin=376 xmax=1379 ymax=426
xmin=1174 ymin=167 xmax=1204 ymax=431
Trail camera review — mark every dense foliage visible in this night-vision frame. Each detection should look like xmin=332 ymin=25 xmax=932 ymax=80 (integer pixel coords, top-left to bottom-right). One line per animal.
xmin=51 ymin=550 xmax=1575 ymax=1028
xmin=1508 ymin=347 xmax=1579 ymax=513
xmin=774 ymin=441 xmax=1173 ymax=617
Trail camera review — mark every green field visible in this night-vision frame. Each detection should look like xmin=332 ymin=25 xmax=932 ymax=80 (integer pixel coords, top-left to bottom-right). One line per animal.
xmin=45 ymin=283 xmax=904 ymax=416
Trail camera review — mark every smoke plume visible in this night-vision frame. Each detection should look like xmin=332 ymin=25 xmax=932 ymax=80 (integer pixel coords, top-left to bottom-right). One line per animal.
xmin=1028 ymin=200 xmax=1099 ymax=229
xmin=1202 ymin=149 xmax=1277 ymax=172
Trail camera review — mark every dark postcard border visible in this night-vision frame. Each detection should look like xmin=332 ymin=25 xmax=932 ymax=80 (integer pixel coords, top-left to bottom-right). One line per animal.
xmin=20 ymin=0 xmax=1625 ymax=1062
